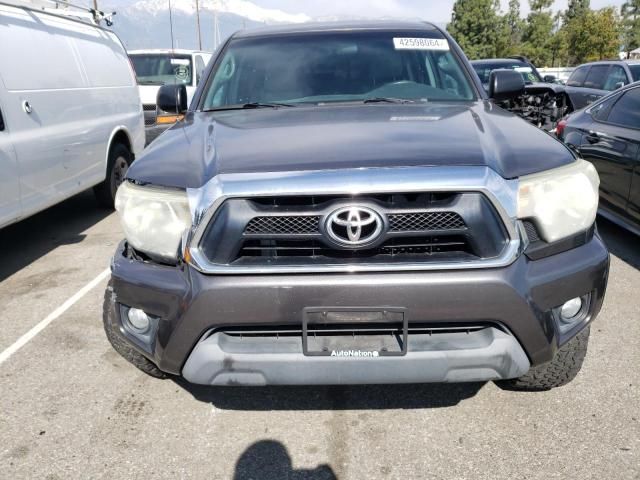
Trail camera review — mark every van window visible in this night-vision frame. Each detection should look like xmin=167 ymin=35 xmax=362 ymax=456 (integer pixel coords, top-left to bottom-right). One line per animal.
xmin=129 ymin=54 xmax=193 ymax=86
xmin=567 ymin=66 xmax=589 ymax=87
xmin=0 ymin=9 xmax=85 ymax=90
xmin=195 ymin=56 xmax=206 ymax=85
xmin=583 ymin=65 xmax=609 ymax=90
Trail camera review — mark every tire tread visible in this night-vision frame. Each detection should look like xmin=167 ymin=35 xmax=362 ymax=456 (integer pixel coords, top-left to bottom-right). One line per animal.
xmin=497 ymin=326 xmax=590 ymax=391
xmin=103 ymin=282 xmax=168 ymax=379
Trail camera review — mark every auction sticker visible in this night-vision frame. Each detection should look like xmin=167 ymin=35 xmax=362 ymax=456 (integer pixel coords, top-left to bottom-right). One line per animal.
xmin=393 ymin=37 xmax=449 ymax=51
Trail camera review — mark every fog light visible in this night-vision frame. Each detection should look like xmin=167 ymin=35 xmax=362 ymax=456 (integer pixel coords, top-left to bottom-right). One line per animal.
xmin=127 ymin=308 xmax=150 ymax=333
xmin=560 ymin=297 xmax=582 ymax=322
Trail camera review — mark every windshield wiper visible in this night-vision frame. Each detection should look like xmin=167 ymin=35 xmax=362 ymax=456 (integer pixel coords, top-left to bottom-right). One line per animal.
xmin=242 ymin=102 xmax=295 ymax=109
xmin=363 ymin=97 xmax=420 ymax=104
xmin=204 ymin=102 xmax=296 ymax=112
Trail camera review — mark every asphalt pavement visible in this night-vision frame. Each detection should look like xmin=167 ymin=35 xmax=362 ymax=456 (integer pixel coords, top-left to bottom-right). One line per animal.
xmin=0 ymin=190 xmax=638 ymax=480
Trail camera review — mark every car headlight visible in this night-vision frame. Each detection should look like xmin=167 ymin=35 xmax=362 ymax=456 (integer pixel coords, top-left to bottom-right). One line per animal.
xmin=518 ymin=159 xmax=599 ymax=243
xmin=115 ymin=182 xmax=192 ymax=262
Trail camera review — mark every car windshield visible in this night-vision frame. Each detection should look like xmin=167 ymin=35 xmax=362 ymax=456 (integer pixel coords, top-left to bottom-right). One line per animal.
xmin=630 ymin=65 xmax=640 ymax=82
xmin=472 ymin=61 xmax=542 ymax=85
xmin=129 ymin=54 xmax=193 ymax=86
xmin=201 ymin=31 xmax=475 ymax=109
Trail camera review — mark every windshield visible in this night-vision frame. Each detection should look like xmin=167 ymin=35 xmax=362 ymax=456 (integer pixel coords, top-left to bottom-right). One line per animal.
xmin=472 ymin=61 xmax=542 ymax=85
xmin=201 ymin=32 xmax=475 ymax=109
xmin=129 ymin=54 xmax=193 ymax=86
xmin=630 ymin=65 xmax=640 ymax=82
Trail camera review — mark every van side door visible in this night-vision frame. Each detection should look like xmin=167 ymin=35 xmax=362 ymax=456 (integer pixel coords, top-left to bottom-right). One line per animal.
xmin=66 ymin=24 xmax=143 ymax=186
xmin=0 ymin=83 xmax=21 ymax=228
xmin=0 ymin=5 xmax=85 ymax=217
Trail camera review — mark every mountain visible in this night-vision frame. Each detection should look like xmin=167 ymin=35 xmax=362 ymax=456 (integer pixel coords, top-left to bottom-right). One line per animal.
xmin=104 ymin=0 xmax=310 ymax=51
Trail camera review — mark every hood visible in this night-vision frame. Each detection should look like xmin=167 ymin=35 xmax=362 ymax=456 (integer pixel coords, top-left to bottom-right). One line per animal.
xmin=127 ymin=102 xmax=574 ymax=189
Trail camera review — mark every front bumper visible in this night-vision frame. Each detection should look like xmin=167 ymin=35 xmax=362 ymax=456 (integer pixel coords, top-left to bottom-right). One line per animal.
xmin=107 ymin=234 xmax=609 ymax=385
xmin=181 ymin=327 xmax=530 ymax=385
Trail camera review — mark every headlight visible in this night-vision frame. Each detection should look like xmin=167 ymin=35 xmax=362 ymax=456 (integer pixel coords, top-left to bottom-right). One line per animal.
xmin=518 ymin=159 xmax=599 ymax=243
xmin=115 ymin=182 xmax=191 ymax=261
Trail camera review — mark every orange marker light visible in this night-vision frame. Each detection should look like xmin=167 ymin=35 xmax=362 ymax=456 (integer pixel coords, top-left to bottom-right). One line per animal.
xmin=156 ymin=114 xmax=184 ymax=125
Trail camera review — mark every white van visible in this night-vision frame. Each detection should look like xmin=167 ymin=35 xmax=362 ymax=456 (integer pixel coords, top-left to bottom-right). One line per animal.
xmin=0 ymin=1 xmax=145 ymax=229
xmin=128 ymin=49 xmax=212 ymax=144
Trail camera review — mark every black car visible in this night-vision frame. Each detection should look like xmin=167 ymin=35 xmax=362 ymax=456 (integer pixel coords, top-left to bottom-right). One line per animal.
xmin=564 ymin=60 xmax=640 ymax=111
xmin=471 ymin=57 xmax=569 ymax=130
xmin=104 ymin=21 xmax=609 ymax=391
xmin=559 ymin=81 xmax=640 ymax=235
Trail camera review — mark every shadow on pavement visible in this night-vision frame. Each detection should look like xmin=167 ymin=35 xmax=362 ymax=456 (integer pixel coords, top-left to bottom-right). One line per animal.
xmin=0 ymin=190 xmax=112 ymax=282
xmin=597 ymin=218 xmax=639 ymax=270
xmin=177 ymin=380 xmax=485 ymax=410
xmin=234 ymin=440 xmax=336 ymax=480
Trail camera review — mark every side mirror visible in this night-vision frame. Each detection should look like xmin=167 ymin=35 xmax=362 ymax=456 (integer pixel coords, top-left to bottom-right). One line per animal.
xmin=615 ymin=82 xmax=625 ymax=90
xmin=157 ymin=84 xmax=188 ymax=114
xmin=489 ymin=69 xmax=525 ymax=102
xmin=543 ymin=75 xmax=557 ymax=83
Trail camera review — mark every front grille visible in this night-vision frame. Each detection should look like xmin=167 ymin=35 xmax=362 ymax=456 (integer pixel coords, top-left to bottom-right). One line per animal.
xmin=243 ymin=211 xmax=465 ymax=236
xmin=199 ymin=192 xmax=509 ymax=269
xmin=213 ymin=323 xmax=495 ymax=338
xmin=245 ymin=216 xmax=320 ymax=235
xmin=388 ymin=212 xmax=465 ymax=232
xmin=239 ymin=235 xmax=471 ymax=259
xmin=143 ymin=104 xmax=157 ymax=126
xmin=522 ymin=220 xmax=541 ymax=243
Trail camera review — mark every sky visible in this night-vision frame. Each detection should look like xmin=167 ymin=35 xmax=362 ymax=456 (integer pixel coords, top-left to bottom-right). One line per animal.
xmin=255 ymin=0 xmax=626 ymax=24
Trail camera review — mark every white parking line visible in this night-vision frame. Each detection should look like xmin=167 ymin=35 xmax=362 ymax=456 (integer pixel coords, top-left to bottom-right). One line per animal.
xmin=0 ymin=268 xmax=110 ymax=366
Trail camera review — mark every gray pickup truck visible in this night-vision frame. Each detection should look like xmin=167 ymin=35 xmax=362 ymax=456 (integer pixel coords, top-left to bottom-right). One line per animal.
xmin=565 ymin=60 xmax=640 ymax=110
xmin=104 ymin=21 xmax=609 ymax=391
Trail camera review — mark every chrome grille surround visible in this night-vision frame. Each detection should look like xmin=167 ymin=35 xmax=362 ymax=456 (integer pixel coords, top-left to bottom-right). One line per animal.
xmin=185 ymin=166 xmax=521 ymax=274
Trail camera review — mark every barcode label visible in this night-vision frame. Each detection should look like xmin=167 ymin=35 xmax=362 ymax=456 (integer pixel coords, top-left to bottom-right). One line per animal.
xmin=393 ymin=38 xmax=450 ymax=51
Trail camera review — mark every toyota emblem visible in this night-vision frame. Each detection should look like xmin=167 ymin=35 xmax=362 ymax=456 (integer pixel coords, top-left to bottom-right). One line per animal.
xmin=325 ymin=206 xmax=384 ymax=247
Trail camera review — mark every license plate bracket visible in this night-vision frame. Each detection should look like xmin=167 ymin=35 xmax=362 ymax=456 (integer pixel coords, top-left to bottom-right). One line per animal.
xmin=302 ymin=307 xmax=408 ymax=357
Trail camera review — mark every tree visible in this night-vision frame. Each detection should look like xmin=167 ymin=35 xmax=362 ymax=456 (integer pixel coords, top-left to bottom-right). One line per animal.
xmin=548 ymin=12 xmax=568 ymax=67
xmin=621 ymin=0 xmax=640 ymax=56
xmin=589 ymin=8 xmax=621 ymax=61
xmin=565 ymin=0 xmax=591 ymax=22
xmin=497 ymin=0 xmax=525 ymax=57
xmin=506 ymin=0 xmax=525 ymax=45
xmin=521 ymin=0 xmax=555 ymax=66
xmin=564 ymin=7 xmax=620 ymax=63
xmin=564 ymin=0 xmax=591 ymax=64
xmin=447 ymin=0 xmax=503 ymax=59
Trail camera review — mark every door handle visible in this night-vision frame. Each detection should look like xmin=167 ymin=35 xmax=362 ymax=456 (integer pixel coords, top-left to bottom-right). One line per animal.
xmin=585 ymin=131 xmax=602 ymax=144
xmin=22 ymin=100 xmax=33 ymax=114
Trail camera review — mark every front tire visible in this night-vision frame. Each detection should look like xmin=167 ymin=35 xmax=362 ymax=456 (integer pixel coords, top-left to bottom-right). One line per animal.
xmin=497 ymin=326 xmax=590 ymax=391
xmin=94 ymin=143 xmax=132 ymax=208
